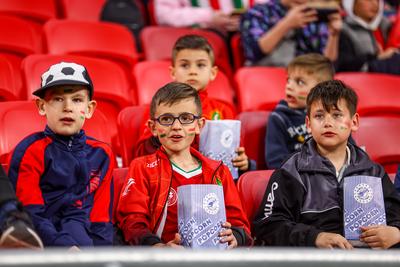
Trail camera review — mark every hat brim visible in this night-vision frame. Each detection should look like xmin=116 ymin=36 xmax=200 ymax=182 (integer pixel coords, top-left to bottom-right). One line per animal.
xmin=33 ymin=80 xmax=93 ymax=99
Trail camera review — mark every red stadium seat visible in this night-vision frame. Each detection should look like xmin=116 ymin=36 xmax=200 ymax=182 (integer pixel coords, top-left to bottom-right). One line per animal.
xmin=22 ymin=54 xmax=133 ymax=154
xmin=0 ymin=0 xmax=56 ymax=23
xmin=44 ymin=19 xmax=139 ymax=73
xmin=0 ymin=56 xmax=18 ymax=101
xmin=0 ymin=15 xmax=42 ymax=96
xmin=237 ymin=170 xmax=274 ymax=230
xmin=235 ymin=67 xmax=286 ymax=112
xmin=238 ymin=111 xmax=270 ymax=170
xmin=133 ymin=60 xmax=235 ymax=106
xmin=352 ymin=115 xmax=400 ymax=174
xmin=0 ymin=101 xmax=112 ymax=164
xmin=230 ymin=33 xmax=245 ymax=71
xmin=117 ymin=105 xmax=149 ymax=167
xmin=59 ymin=0 xmax=106 ymax=21
xmin=387 ymin=9 xmax=400 ymax=49
xmin=140 ymin=26 xmax=232 ymax=78
xmin=112 ymin=167 xmax=128 ymax=222
xmin=335 ymin=72 xmax=400 ymax=116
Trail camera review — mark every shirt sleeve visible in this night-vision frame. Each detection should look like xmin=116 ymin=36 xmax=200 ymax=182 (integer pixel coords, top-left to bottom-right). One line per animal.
xmin=89 ymin=147 xmax=115 ymax=246
xmin=240 ymin=6 xmax=270 ymax=63
xmin=253 ymin=169 xmax=323 ymax=246
xmin=8 ymin=142 xmax=80 ymax=246
xmin=265 ymin=112 xmax=290 ymax=169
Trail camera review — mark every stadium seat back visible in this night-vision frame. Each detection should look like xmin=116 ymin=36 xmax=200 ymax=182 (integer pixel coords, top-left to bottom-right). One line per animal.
xmin=44 ymin=19 xmax=138 ymax=71
xmin=0 ymin=55 xmax=18 ymax=101
xmin=59 ymin=0 xmax=106 ymax=21
xmin=140 ymin=26 xmax=232 ymax=77
xmin=235 ymin=67 xmax=286 ymax=112
xmin=238 ymin=111 xmax=270 ymax=170
xmin=112 ymin=167 xmax=128 ymax=222
xmin=335 ymin=72 xmax=400 ymax=116
xmin=237 ymin=170 xmax=274 ymax=231
xmin=352 ymin=115 xmax=400 ymax=174
xmin=117 ymin=105 xmax=149 ymax=167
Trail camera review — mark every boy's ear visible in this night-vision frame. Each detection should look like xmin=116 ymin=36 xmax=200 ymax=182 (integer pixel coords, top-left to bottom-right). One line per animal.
xmin=147 ymin=119 xmax=158 ymax=137
xmin=210 ymin=66 xmax=218 ymax=81
xmin=35 ymin=98 xmax=46 ymax=116
xmin=84 ymin=100 xmax=97 ymax=119
xmin=305 ymin=115 xmax=312 ymax=133
xmin=350 ymin=113 xmax=360 ymax=132
xmin=169 ymin=65 xmax=176 ymax=81
xmin=196 ymin=117 xmax=206 ymax=134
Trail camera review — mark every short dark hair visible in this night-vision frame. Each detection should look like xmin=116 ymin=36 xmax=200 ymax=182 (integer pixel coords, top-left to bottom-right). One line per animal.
xmin=172 ymin=35 xmax=215 ymax=65
xmin=288 ymin=53 xmax=335 ymax=82
xmin=150 ymin=82 xmax=202 ymax=118
xmin=306 ymin=80 xmax=358 ymax=116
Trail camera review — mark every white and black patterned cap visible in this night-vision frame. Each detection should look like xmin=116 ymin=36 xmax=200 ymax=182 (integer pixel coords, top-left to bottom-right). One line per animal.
xmin=33 ymin=62 xmax=94 ymax=99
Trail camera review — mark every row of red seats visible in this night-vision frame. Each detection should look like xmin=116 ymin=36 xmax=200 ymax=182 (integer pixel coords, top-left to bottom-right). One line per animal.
xmin=1 ymin=100 xmax=400 ymax=175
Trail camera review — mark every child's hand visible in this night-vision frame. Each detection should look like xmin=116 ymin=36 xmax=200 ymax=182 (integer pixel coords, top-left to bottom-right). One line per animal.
xmin=68 ymin=246 xmax=81 ymax=252
xmin=378 ymin=47 xmax=399 ymax=60
xmin=283 ymin=4 xmax=317 ymax=29
xmin=232 ymin=147 xmax=249 ymax=171
xmin=327 ymin=12 xmax=342 ymax=36
xmin=315 ymin=232 xmax=353 ymax=249
xmin=360 ymin=225 xmax=400 ymax=249
xmin=153 ymin=233 xmax=184 ymax=249
xmin=219 ymin=222 xmax=237 ymax=249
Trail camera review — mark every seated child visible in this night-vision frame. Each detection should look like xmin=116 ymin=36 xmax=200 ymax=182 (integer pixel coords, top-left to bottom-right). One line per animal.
xmin=135 ymin=34 xmax=254 ymax=173
xmin=0 ymin=165 xmax=43 ymax=249
xmin=254 ymin=80 xmax=400 ymax=248
xmin=240 ymin=0 xmax=342 ymax=66
xmin=8 ymin=62 xmax=115 ymax=248
xmin=117 ymin=82 xmax=251 ymax=247
xmin=265 ymin=53 xmax=334 ymax=169
xmin=338 ymin=0 xmax=400 ymax=74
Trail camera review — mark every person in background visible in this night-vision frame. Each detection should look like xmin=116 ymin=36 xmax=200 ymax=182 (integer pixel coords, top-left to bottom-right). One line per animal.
xmin=337 ymin=0 xmax=400 ymax=74
xmin=154 ymin=0 xmax=268 ymax=35
xmin=265 ymin=53 xmax=335 ymax=169
xmin=240 ymin=0 xmax=342 ymax=66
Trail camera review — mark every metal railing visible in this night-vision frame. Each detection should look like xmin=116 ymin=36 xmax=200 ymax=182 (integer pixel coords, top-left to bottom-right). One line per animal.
xmin=0 ymin=247 xmax=399 ymax=267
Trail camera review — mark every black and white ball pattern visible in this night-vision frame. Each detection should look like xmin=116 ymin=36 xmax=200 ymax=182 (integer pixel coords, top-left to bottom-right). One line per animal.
xmin=41 ymin=62 xmax=90 ymax=87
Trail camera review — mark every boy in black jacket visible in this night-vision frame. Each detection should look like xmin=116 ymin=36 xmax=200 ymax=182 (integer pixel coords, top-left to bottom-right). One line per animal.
xmin=255 ymin=80 xmax=400 ymax=249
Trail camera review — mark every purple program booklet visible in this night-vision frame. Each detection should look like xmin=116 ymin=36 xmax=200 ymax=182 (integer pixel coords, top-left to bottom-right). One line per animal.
xmin=199 ymin=120 xmax=241 ymax=180
xmin=178 ymin=184 xmax=227 ymax=249
xmin=343 ymin=175 xmax=386 ymax=246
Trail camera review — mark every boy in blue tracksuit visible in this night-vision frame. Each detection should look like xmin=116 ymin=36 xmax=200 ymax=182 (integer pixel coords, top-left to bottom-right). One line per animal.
xmin=8 ymin=62 xmax=115 ymax=249
xmin=265 ymin=53 xmax=335 ymax=169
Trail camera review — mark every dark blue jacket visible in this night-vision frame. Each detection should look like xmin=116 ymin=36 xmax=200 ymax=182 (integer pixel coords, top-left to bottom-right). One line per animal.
xmin=265 ymin=100 xmax=310 ymax=169
xmin=8 ymin=126 xmax=114 ymax=247
xmin=254 ymin=139 xmax=400 ymax=246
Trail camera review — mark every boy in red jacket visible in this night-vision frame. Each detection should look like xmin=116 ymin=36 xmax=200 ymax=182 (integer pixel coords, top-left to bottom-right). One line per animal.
xmin=117 ymin=82 xmax=251 ymax=247
xmin=134 ymin=35 xmax=254 ymax=175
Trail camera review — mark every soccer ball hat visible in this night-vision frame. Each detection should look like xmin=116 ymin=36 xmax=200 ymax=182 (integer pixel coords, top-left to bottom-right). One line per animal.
xmin=33 ymin=62 xmax=94 ymax=99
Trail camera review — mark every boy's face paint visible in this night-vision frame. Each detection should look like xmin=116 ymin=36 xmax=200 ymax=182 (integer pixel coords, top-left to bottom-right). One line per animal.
xmin=150 ymin=99 xmax=204 ymax=156
xmin=36 ymin=85 xmax=96 ymax=136
xmin=285 ymin=68 xmax=320 ymax=109
xmin=306 ymin=99 xmax=359 ymax=152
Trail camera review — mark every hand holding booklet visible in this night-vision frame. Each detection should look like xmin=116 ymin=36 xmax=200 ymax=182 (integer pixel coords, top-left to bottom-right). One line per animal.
xmin=199 ymin=120 xmax=241 ymax=179
xmin=178 ymin=184 xmax=227 ymax=249
xmin=343 ymin=176 xmax=386 ymax=247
